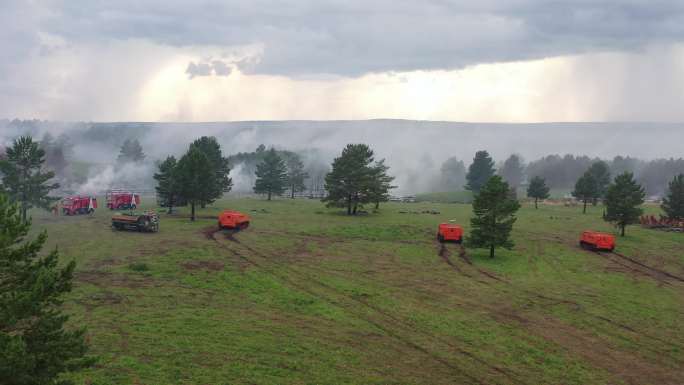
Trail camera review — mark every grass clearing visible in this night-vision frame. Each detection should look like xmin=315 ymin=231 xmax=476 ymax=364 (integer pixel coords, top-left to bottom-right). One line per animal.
xmin=28 ymin=197 xmax=684 ymax=384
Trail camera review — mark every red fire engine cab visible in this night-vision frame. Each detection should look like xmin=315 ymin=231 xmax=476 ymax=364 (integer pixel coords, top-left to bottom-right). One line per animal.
xmin=61 ymin=196 xmax=97 ymax=215
xmin=106 ymin=190 xmax=141 ymax=210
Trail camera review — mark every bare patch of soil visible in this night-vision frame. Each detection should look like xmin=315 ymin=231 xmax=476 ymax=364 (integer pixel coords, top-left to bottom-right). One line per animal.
xmin=181 ymin=260 xmax=225 ymax=271
xmin=202 ymin=226 xmax=220 ymax=240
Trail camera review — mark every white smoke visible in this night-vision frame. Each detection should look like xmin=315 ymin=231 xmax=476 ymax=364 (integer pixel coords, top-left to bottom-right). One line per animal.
xmin=227 ymin=163 xmax=255 ymax=193
xmin=73 ymin=162 xmax=155 ymax=195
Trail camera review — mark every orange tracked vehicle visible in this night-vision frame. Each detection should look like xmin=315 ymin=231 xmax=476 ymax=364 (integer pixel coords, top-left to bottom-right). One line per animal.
xmin=579 ymin=231 xmax=615 ymax=251
xmin=218 ymin=210 xmax=250 ymax=230
xmin=437 ymin=223 xmax=463 ymax=243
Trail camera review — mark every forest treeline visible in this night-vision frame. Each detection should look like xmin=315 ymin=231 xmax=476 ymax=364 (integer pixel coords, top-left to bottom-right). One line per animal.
xmin=440 ymin=154 xmax=683 ymax=196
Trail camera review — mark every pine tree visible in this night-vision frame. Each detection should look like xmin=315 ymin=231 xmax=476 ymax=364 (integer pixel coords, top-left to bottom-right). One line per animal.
xmin=323 ymin=144 xmax=376 ymax=215
xmin=117 ymin=138 xmax=146 ymax=163
xmin=588 ymin=161 xmax=611 ymax=205
xmin=40 ymin=132 xmax=68 ymax=179
xmin=0 ymin=193 xmax=93 ymax=383
xmin=500 ymin=154 xmax=525 ymax=189
xmin=286 ymin=155 xmax=309 ymax=199
xmin=572 ymin=171 xmax=597 ymax=214
xmin=468 ymin=176 xmax=520 ymax=258
xmin=154 ymin=156 xmax=183 ymax=214
xmin=368 ymin=159 xmax=395 ymax=209
xmin=662 ymin=174 xmax=684 ymax=220
xmin=253 ymin=148 xmax=288 ymax=200
xmin=175 ymin=147 xmax=213 ymax=221
xmin=527 ymin=176 xmax=550 ymax=209
xmin=604 ymin=172 xmax=645 ymax=236
xmin=0 ymin=136 xmax=60 ymax=222
xmin=465 ymin=150 xmax=495 ymax=194
xmin=189 ymin=136 xmax=232 ymax=207
xmin=440 ymin=157 xmax=466 ymax=191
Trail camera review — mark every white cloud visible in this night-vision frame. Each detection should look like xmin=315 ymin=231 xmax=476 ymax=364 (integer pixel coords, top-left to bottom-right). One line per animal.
xmin=2 ymin=1 xmax=684 ymax=121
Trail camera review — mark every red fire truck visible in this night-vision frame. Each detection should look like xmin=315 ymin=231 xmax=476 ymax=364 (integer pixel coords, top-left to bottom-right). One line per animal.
xmin=61 ymin=196 xmax=97 ymax=215
xmin=106 ymin=190 xmax=141 ymax=210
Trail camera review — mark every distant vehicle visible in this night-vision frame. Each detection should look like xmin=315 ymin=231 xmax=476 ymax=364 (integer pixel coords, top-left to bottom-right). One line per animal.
xmin=218 ymin=210 xmax=250 ymax=230
xmin=402 ymin=196 xmax=417 ymax=203
xmin=112 ymin=211 xmax=159 ymax=232
xmin=106 ymin=189 xmax=141 ymax=210
xmin=61 ymin=196 xmax=97 ymax=215
xmin=579 ymin=231 xmax=615 ymax=251
xmin=437 ymin=223 xmax=463 ymax=243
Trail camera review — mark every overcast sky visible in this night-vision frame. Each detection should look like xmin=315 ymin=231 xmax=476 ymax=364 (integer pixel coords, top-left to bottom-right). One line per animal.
xmin=2 ymin=1 xmax=684 ymax=122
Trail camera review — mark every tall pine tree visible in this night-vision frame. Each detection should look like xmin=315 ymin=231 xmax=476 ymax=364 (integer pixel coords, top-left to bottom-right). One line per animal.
xmin=527 ymin=176 xmax=550 ymax=209
xmin=253 ymin=148 xmax=288 ymax=200
xmin=0 ymin=136 xmax=60 ymax=222
xmin=588 ymin=161 xmax=611 ymax=205
xmin=154 ymin=156 xmax=182 ymax=214
xmin=189 ymin=136 xmax=232 ymax=207
xmin=500 ymin=154 xmax=525 ymax=189
xmin=286 ymin=155 xmax=309 ymax=199
xmin=368 ymin=159 xmax=395 ymax=209
xmin=175 ymin=147 xmax=213 ymax=221
xmin=0 ymin=193 xmax=93 ymax=383
xmin=662 ymin=174 xmax=684 ymax=220
xmin=465 ymin=150 xmax=495 ymax=194
xmin=604 ymin=172 xmax=645 ymax=236
xmin=440 ymin=157 xmax=466 ymax=191
xmin=116 ymin=138 xmax=146 ymax=163
xmin=323 ymin=144 xmax=376 ymax=215
xmin=572 ymin=171 xmax=598 ymax=214
xmin=468 ymin=176 xmax=520 ymax=258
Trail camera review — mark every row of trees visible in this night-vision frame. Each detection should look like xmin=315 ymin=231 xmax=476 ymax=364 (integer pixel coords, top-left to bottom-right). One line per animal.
xmin=457 ymin=150 xmax=684 ymax=259
xmin=154 ymin=136 xmax=233 ymax=220
xmin=252 ymin=148 xmax=309 ymax=200
xmin=440 ymin=152 xmax=684 ymax=196
xmin=155 ymin=142 xmax=395 ymax=217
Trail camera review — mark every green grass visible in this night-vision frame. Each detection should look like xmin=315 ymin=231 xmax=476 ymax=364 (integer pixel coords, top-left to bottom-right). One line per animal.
xmin=26 ymin=197 xmax=684 ymax=385
xmin=415 ymin=190 xmax=473 ymax=203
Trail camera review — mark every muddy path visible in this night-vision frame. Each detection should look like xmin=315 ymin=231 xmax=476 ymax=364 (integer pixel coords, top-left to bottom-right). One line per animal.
xmin=213 ymin=237 xmax=521 ymax=385
xmin=435 ymin=243 xmax=684 ymax=368
xmin=202 ymin=230 xmax=683 ymax=383
xmin=202 ymin=226 xmax=244 ymax=242
xmin=602 ymin=251 xmax=684 ymax=283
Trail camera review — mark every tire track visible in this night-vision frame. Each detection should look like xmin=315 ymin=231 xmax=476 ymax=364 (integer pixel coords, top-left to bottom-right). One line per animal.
xmin=219 ymin=239 xmax=520 ymax=385
xmin=603 ymin=251 xmax=684 ymax=283
xmin=443 ymin=244 xmax=684 ymax=356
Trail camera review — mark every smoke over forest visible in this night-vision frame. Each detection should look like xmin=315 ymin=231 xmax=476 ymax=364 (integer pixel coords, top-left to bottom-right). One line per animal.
xmin=1 ymin=119 xmax=683 ymax=196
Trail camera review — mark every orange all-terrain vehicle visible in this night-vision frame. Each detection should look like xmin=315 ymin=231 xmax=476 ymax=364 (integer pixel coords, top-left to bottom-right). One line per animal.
xmin=437 ymin=223 xmax=463 ymax=243
xmin=579 ymin=231 xmax=615 ymax=251
xmin=218 ymin=210 xmax=250 ymax=230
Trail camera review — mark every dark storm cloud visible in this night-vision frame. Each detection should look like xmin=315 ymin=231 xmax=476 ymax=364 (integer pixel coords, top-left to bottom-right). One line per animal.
xmin=12 ymin=0 xmax=684 ymax=77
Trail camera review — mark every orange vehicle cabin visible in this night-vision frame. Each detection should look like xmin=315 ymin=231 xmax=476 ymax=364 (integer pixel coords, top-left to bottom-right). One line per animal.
xmin=437 ymin=223 xmax=463 ymax=243
xmin=580 ymin=231 xmax=615 ymax=251
xmin=218 ymin=210 xmax=250 ymax=230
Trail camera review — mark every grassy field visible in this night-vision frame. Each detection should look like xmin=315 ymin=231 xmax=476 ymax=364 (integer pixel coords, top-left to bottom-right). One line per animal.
xmin=29 ymin=197 xmax=684 ymax=385
xmin=415 ymin=191 xmax=474 ymax=203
